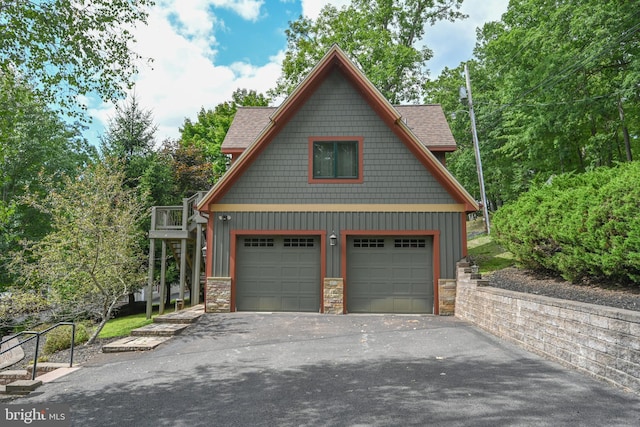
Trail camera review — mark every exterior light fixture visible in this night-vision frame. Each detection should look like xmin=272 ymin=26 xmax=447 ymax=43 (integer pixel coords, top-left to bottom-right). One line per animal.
xmin=329 ymin=231 xmax=337 ymax=246
xmin=218 ymin=215 xmax=231 ymax=221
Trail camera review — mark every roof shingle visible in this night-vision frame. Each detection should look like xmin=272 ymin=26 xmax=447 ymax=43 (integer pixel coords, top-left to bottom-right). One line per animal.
xmin=222 ymin=105 xmax=456 ymax=153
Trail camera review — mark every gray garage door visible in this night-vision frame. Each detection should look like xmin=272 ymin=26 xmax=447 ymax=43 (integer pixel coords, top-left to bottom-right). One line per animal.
xmin=236 ymin=236 xmax=320 ymax=312
xmin=347 ymin=236 xmax=433 ymax=314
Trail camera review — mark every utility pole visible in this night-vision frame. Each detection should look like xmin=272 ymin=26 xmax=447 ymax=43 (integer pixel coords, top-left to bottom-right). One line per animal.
xmin=463 ymin=63 xmax=491 ymax=234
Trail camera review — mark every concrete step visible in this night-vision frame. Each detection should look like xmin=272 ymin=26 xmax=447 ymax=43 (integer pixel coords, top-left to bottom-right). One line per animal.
xmin=102 ymin=336 xmax=172 ymax=353
xmin=37 ymin=367 xmax=81 ymax=384
xmin=130 ymin=323 xmax=190 ymax=337
xmin=153 ymin=305 xmax=204 ymax=324
xmin=0 ymin=370 xmax=29 ymax=385
xmin=27 ymin=362 xmax=70 ymax=375
xmin=5 ymin=379 xmax=42 ymax=395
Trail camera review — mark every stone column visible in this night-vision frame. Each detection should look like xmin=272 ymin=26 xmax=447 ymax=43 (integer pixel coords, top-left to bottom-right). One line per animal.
xmin=323 ymin=278 xmax=344 ymax=314
xmin=438 ymin=279 xmax=457 ymax=315
xmin=206 ymin=277 xmax=232 ymax=313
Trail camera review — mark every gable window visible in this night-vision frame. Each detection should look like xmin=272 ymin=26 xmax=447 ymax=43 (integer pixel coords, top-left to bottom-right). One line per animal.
xmin=309 ymin=136 xmax=363 ymax=183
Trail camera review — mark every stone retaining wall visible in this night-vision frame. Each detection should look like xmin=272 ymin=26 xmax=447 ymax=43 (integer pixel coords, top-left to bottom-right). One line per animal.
xmin=455 ymin=261 xmax=640 ymax=393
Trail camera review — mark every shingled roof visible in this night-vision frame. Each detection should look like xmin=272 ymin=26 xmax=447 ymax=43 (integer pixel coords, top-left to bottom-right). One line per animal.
xmin=199 ymin=45 xmax=477 ymax=213
xmin=221 ymin=104 xmax=457 ymax=154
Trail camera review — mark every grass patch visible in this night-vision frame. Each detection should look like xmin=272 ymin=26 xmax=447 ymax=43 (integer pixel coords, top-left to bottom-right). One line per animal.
xmin=467 ymin=217 xmax=487 ymax=235
xmin=98 ymin=312 xmax=154 ymax=339
xmin=468 ymin=232 xmax=515 ymax=275
xmin=98 ymin=300 xmax=187 ymax=339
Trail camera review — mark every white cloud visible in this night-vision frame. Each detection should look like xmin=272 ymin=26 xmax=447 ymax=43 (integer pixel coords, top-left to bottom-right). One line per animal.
xmin=300 ymin=0 xmax=350 ymax=19
xmin=86 ymin=0 xmax=508 ymax=146
xmin=89 ymin=0 xmax=279 ymax=145
xmin=425 ymin=0 xmax=509 ymax=76
xmin=210 ymin=0 xmax=265 ymax=21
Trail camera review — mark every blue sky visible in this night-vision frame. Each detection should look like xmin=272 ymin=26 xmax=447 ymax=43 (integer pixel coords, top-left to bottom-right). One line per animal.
xmin=85 ymin=0 xmax=508 ymax=146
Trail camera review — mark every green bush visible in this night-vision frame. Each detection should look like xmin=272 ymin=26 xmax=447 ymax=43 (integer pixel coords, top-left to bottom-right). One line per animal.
xmin=43 ymin=322 xmax=90 ymax=354
xmin=493 ymin=162 xmax=640 ymax=285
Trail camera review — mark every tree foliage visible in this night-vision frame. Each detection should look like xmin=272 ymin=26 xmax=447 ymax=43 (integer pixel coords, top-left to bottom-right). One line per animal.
xmin=160 ymin=140 xmax=215 ymax=199
xmin=0 ymin=0 xmax=154 ymax=113
xmin=100 ymin=93 xmax=163 ymax=207
xmin=180 ymin=88 xmax=269 ymax=181
xmin=493 ymin=162 xmax=640 ymax=285
xmin=101 ymin=94 xmax=157 ymax=162
xmin=427 ymin=0 xmax=639 ymax=208
xmin=272 ymin=0 xmax=465 ymax=103
xmin=0 ymin=72 xmax=95 ymax=287
xmin=10 ymin=159 xmax=148 ymax=343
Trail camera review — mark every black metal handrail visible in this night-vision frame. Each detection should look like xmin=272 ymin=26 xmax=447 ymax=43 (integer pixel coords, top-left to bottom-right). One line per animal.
xmin=0 ymin=322 xmax=76 ymax=380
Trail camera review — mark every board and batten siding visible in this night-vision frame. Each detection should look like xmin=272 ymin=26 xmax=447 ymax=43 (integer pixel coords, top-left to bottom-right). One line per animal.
xmin=209 ymin=211 xmax=464 ymax=280
xmin=219 ymin=69 xmax=456 ymax=206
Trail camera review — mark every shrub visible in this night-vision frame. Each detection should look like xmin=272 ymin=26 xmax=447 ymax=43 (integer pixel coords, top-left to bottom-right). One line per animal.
xmin=43 ymin=322 xmax=90 ymax=354
xmin=493 ymin=162 xmax=640 ymax=285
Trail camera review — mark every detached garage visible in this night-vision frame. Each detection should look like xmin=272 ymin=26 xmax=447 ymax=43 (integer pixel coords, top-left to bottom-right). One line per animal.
xmin=197 ymin=46 xmax=478 ymax=315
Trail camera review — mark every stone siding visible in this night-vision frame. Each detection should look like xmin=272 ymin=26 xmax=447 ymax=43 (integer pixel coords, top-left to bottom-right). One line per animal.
xmin=438 ymin=279 xmax=457 ymax=316
xmin=206 ymin=277 xmax=231 ymax=313
xmin=455 ymin=261 xmax=640 ymax=393
xmin=323 ymin=278 xmax=344 ymax=314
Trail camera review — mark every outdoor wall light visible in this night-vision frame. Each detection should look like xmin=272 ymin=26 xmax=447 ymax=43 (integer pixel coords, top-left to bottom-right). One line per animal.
xmin=329 ymin=231 xmax=337 ymax=246
xmin=218 ymin=215 xmax=231 ymax=221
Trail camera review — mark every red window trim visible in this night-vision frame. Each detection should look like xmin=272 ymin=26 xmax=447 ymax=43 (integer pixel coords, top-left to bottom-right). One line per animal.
xmin=308 ymin=136 xmax=364 ymax=184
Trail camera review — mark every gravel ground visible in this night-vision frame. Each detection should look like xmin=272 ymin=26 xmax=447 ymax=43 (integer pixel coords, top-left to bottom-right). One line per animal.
xmin=488 ymin=267 xmax=640 ymax=312
xmin=12 ymin=336 xmax=121 ymax=369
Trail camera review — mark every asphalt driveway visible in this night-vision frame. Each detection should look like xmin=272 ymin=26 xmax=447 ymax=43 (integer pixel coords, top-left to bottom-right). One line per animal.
xmin=9 ymin=313 xmax=640 ymax=426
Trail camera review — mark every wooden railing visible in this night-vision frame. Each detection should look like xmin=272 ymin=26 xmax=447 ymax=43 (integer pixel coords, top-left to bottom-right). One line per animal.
xmin=151 ymin=192 xmax=207 ymax=232
xmin=154 ymin=206 xmax=184 ymax=230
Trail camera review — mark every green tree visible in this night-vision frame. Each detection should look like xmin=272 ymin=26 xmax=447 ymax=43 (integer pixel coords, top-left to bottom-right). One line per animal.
xmin=428 ymin=0 xmax=640 ymax=207
xmin=425 ymin=62 xmax=515 ymax=207
xmin=101 ymin=94 xmax=157 ymax=162
xmin=10 ymin=159 xmax=148 ymax=344
xmin=272 ymin=0 xmax=465 ymax=103
xmin=180 ymin=88 xmax=269 ymax=180
xmin=160 ymin=139 xmax=215 ymax=199
xmin=0 ymin=72 xmax=96 ymax=287
xmin=0 ymin=0 xmax=154 ymax=113
xmin=139 ymin=147 xmax=179 ymax=207
xmin=100 ymin=95 xmax=174 ymax=308
xmin=101 ymin=93 xmax=159 ymax=192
